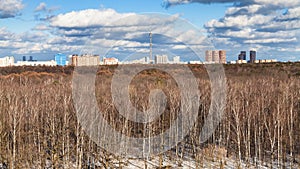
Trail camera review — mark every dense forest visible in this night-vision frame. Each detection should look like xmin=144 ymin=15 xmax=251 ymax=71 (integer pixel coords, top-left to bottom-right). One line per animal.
xmin=0 ymin=63 xmax=299 ymax=168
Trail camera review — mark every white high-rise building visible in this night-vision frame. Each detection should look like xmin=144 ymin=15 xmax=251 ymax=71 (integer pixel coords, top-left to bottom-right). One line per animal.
xmin=212 ymin=50 xmax=220 ymax=63
xmin=0 ymin=56 xmax=14 ymax=67
xmin=173 ymin=56 xmax=180 ymax=63
xmin=205 ymin=50 xmax=213 ymax=62
xmin=155 ymin=55 xmax=168 ymax=64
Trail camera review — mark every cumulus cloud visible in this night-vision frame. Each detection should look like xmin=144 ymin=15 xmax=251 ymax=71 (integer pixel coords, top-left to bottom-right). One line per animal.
xmin=163 ymin=0 xmax=300 ymax=8
xmin=204 ymin=4 xmax=300 ymax=43
xmin=35 ymin=2 xmax=59 ymax=13
xmin=35 ymin=2 xmax=47 ymax=12
xmin=0 ymin=0 xmax=24 ymax=18
xmin=1 ymin=8 xmax=210 ymax=61
xmin=49 ymin=9 xmax=210 ymax=60
xmin=50 ymin=9 xmax=180 ymax=29
xmin=0 ymin=27 xmax=15 ymax=40
xmin=50 ymin=9 xmax=134 ymax=28
xmin=32 ymin=24 xmax=50 ymax=31
xmin=34 ymin=2 xmax=59 ymax=22
xmin=253 ymin=0 xmax=300 ymax=8
xmin=0 ymin=27 xmax=66 ymax=56
xmin=163 ymin=0 xmax=300 ymax=60
xmin=19 ymin=31 xmax=49 ymax=43
xmin=162 ymin=0 xmax=238 ymax=8
xmin=244 ymin=38 xmax=297 ymax=44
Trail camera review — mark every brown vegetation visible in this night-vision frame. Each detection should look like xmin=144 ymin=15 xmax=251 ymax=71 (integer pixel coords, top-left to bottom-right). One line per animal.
xmin=0 ymin=63 xmax=299 ymax=168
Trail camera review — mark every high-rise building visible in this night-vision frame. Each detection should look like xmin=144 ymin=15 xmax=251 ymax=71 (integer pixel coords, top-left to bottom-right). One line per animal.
xmin=205 ymin=50 xmax=213 ymax=62
xmin=71 ymin=54 xmax=100 ymax=66
xmin=70 ymin=55 xmax=78 ymax=66
xmin=155 ymin=55 xmax=168 ymax=64
xmin=212 ymin=50 xmax=220 ymax=63
xmin=55 ymin=53 xmax=67 ymax=66
xmin=250 ymin=50 xmax=256 ymax=63
xmin=0 ymin=56 xmax=14 ymax=67
xmin=206 ymin=50 xmax=226 ymax=63
xmin=219 ymin=50 xmax=226 ymax=64
xmin=238 ymin=51 xmax=246 ymax=60
xmin=173 ymin=56 xmax=180 ymax=63
xmin=29 ymin=56 xmax=33 ymax=61
xmin=145 ymin=56 xmax=149 ymax=64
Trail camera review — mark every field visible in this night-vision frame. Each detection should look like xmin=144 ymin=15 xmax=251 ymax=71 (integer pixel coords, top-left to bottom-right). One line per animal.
xmin=0 ymin=63 xmax=300 ymax=168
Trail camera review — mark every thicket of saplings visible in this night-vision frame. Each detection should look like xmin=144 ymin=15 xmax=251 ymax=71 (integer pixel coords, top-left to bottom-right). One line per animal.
xmin=0 ymin=63 xmax=299 ymax=168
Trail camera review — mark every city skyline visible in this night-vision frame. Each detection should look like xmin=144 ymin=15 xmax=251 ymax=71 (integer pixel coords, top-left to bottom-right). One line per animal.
xmin=0 ymin=50 xmax=283 ymax=67
xmin=0 ymin=0 xmax=299 ymax=62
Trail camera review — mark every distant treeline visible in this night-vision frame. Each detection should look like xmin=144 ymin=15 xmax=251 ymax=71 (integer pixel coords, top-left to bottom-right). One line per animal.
xmin=0 ymin=62 xmax=300 ymax=77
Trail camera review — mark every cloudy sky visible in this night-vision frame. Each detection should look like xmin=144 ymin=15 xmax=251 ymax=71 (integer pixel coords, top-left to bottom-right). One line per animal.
xmin=0 ymin=0 xmax=299 ymax=61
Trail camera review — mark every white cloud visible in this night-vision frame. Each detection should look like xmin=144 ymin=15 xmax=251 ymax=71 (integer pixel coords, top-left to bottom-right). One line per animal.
xmin=277 ymin=7 xmax=300 ymax=20
xmin=163 ymin=0 xmax=300 ymax=8
xmin=35 ymin=2 xmax=59 ymax=13
xmin=50 ymin=9 xmax=134 ymax=28
xmin=0 ymin=8 xmax=210 ymax=60
xmin=0 ymin=27 xmax=15 ymax=40
xmin=254 ymin=0 xmax=300 ymax=8
xmin=160 ymin=0 xmax=299 ymax=60
xmin=50 ymin=9 xmax=181 ymax=30
xmin=0 ymin=0 xmax=24 ymax=18
xmin=19 ymin=31 xmax=49 ymax=42
xmin=206 ymin=14 xmax=274 ymax=28
xmin=162 ymin=0 xmax=238 ymax=8
xmin=48 ymin=8 xmax=210 ymax=59
xmin=172 ymin=45 xmax=188 ymax=49
xmin=195 ymin=1 xmax=300 ymax=60
xmin=244 ymin=38 xmax=297 ymax=44
xmin=225 ymin=4 xmax=262 ymax=15
xmin=35 ymin=2 xmax=47 ymax=12
xmin=32 ymin=24 xmax=50 ymax=31
xmin=0 ymin=28 xmax=62 ymax=55
xmin=0 ymin=7 xmax=209 ymax=60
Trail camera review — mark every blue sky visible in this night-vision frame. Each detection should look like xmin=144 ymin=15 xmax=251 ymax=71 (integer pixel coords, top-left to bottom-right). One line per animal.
xmin=4 ymin=0 xmax=227 ymax=32
xmin=0 ymin=0 xmax=299 ymax=61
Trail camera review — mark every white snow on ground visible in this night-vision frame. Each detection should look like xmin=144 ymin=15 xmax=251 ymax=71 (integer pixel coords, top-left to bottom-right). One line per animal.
xmin=120 ymin=156 xmax=270 ymax=169
xmin=111 ymin=146 xmax=271 ymax=169
xmin=89 ymin=145 xmax=299 ymax=168
xmin=3 ymin=146 xmax=298 ymax=168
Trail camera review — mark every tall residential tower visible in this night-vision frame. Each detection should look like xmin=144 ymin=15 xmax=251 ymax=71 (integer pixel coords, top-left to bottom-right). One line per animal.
xmin=250 ymin=50 xmax=256 ymax=63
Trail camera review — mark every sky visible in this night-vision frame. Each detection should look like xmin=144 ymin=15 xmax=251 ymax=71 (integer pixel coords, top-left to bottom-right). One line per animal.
xmin=0 ymin=0 xmax=299 ymax=62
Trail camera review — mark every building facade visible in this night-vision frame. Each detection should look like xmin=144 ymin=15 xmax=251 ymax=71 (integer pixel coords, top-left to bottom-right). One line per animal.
xmin=238 ymin=51 xmax=246 ymax=60
xmin=250 ymin=50 xmax=256 ymax=63
xmin=103 ymin=57 xmax=118 ymax=65
xmin=212 ymin=50 xmax=220 ymax=63
xmin=173 ymin=56 xmax=180 ymax=63
xmin=16 ymin=60 xmax=57 ymax=66
xmin=70 ymin=54 xmax=100 ymax=66
xmin=0 ymin=56 xmax=14 ymax=67
xmin=55 ymin=53 xmax=67 ymax=66
xmin=155 ymin=55 xmax=168 ymax=64
xmin=206 ymin=50 xmax=226 ymax=63
xmin=205 ymin=50 xmax=213 ymax=62
xmin=219 ymin=50 xmax=226 ymax=64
